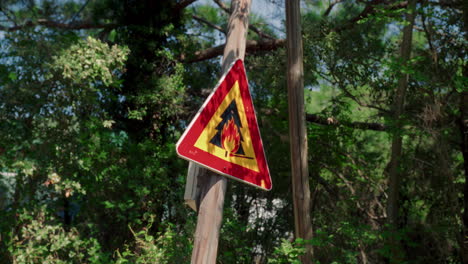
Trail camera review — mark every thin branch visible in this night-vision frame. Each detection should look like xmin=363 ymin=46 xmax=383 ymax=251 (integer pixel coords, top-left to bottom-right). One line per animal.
xmin=0 ymin=19 xmax=116 ymax=31
xmin=306 ymin=113 xmax=387 ymax=131
xmin=258 ymin=113 xmax=290 ymax=143
xmin=311 ymin=68 xmax=335 ymax=84
xmin=319 ymin=162 xmax=382 ymax=221
xmin=413 ymin=24 xmax=462 ymax=46
xmin=336 ymin=0 xmax=383 ymax=31
xmin=192 ymin=14 xmax=225 ymax=34
xmin=70 ymin=0 xmax=91 ymax=22
xmin=335 ymin=0 xmax=462 ymax=33
xmin=340 ymin=84 xmax=390 ymax=113
xmin=420 ymin=8 xmax=438 ymax=67
xmin=186 ymin=0 xmax=462 ymax=62
xmin=428 ymin=0 xmax=463 ymax=9
xmin=310 ymin=170 xmax=340 ymax=200
xmin=181 ymin=44 xmax=223 ymax=63
xmin=0 ymin=7 xmax=17 ymax=26
xmin=322 ymin=0 xmax=343 ymax=17
xmin=213 ymin=0 xmax=275 ymax=39
xmin=314 ymin=68 xmax=389 ymax=115
xmin=249 ymin=24 xmax=275 ymax=40
xmin=261 ymin=108 xmax=387 ymax=132
xmin=182 ymin=38 xmax=286 ymax=63
xmin=213 ymin=0 xmax=230 ymax=13
xmin=175 ymin=0 xmax=199 ymax=10
xmin=241 ymin=38 xmax=285 ymax=53
xmin=334 ymin=0 xmax=409 ymax=32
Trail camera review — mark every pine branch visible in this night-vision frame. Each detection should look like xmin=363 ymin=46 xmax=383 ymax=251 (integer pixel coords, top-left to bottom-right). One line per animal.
xmin=175 ymin=0 xmax=199 ymax=10
xmin=185 ymin=0 xmax=421 ymax=62
xmin=249 ymin=24 xmax=275 ymax=40
xmin=182 ymin=38 xmax=285 ymax=63
xmin=213 ymin=0 xmax=275 ymax=39
xmin=184 ymin=0 xmax=464 ymax=63
xmin=334 ymin=0 xmax=462 ymax=33
xmin=339 ymin=85 xmax=390 ymax=114
xmin=261 ymin=108 xmax=387 ymax=132
xmin=334 ymin=0 xmax=410 ymax=32
xmin=192 ymin=14 xmax=225 ymax=34
xmin=0 ymin=7 xmax=17 ymax=26
xmin=213 ymin=0 xmax=231 ymax=13
xmin=306 ymin=113 xmax=387 ymax=131
xmin=0 ymin=19 xmax=116 ymax=31
xmin=323 ymin=0 xmax=343 ymax=17
xmin=70 ymin=0 xmax=91 ymax=22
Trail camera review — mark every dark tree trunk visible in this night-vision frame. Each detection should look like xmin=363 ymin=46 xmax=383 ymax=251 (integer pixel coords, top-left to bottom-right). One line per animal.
xmin=460 ymin=80 xmax=468 ymax=264
xmin=385 ymin=0 xmax=417 ymax=262
xmin=460 ymin=3 xmax=468 ymax=263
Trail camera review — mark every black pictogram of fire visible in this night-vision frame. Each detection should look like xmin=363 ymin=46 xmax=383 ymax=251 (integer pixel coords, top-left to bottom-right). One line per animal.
xmin=221 ymin=118 xmax=240 ymax=157
xmin=209 ymin=100 xmax=252 ymax=159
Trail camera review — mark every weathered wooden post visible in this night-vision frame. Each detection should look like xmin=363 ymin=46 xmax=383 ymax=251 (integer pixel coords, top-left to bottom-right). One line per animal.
xmin=285 ymin=0 xmax=314 ymax=263
xmin=188 ymin=0 xmax=251 ymax=263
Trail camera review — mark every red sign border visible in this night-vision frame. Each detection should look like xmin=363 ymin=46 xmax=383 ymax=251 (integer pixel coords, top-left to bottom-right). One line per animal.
xmin=176 ymin=60 xmax=272 ymax=190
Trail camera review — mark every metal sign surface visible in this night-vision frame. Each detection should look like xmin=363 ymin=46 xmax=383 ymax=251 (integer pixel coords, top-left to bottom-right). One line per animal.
xmin=176 ymin=60 xmax=272 ymax=190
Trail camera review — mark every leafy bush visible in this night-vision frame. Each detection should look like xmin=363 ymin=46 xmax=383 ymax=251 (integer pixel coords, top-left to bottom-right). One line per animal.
xmin=7 ymin=206 xmax=110 ymax=264
xmin=268 ymin=239 xmax=305 ymax=264
xmin=115 ymin=216 xmax=191 ymax=264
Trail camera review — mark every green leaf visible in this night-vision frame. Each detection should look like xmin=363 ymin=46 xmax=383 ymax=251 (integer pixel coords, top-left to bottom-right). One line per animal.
xmin=8 ymin=72 xmax=17 ymax=81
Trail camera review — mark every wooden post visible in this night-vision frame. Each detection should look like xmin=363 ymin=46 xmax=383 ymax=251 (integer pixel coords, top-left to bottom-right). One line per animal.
xmin=184 ymin=162 xmax=201 ymax=211
xmin=190 ymin=170 xmax=227 ymax=263
xmin=190 ymin=1 xmax=251 ymax=263
xmin=285 ymin=0 xmax=314 ymax=263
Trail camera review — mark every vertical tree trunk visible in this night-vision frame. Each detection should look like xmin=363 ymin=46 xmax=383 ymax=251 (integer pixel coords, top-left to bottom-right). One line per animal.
xmin=190 ymin=1 xmax=251 ymax=263
xmin=386 ymin=0 xmax=416 ymax=262
xmin=461 ymin=89 xmax=468 ymax=264
xmin=460 ymin=4 xmax=468 ymax=263
xmin=285 ymin=0 xmax=314 ymax=263
xmin=64 ymin=196 xmax=71 ymax=228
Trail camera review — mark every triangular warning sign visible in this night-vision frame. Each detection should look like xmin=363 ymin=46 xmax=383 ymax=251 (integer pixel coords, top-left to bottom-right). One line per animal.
xmin=176 ymin=59 xmax=272 ymax=190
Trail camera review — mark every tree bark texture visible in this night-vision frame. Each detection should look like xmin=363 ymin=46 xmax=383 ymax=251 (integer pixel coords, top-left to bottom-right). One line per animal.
xmin=460 ymin=4 xmax=468 ymax=262
xmin=461 ymin=90 xmax=468 ymax=264
xmin=190 ymin=171 xmax=227 ymax=264
xmin=190 ymin=1 xmax=251 ymax=263
xmin=285 ymin=0 xmax=314 ymax=263
xmin=386 ymin=0 xmax=416 ymax=262
xmin=222 ymin=0 xmax=251 ymax=72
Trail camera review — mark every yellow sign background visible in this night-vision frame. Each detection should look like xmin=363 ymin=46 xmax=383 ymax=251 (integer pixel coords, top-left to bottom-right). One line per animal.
xmin=194 ymin=81 xmax=259 ymax=172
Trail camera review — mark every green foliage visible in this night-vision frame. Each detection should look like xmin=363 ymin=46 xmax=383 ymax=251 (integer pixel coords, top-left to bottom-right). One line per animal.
xmin=269 ymin=223 xmax=382 ymax=264
xmin=0 ymin=0 xmax=466 ymax=263
xmin=52 ymin=37 xmax=129 ymax=86
xmin=218 ymin=208 xmax=253 ymax=263
xmin=115 ymin=217 xmax=192 ymax=264
xmin=46 ymin=172 xmax=86 ymax=197
xmin=269 ymin=239 xmax=305 ymax=264
xmin=8 ymin=206 xmax=110 ymax=264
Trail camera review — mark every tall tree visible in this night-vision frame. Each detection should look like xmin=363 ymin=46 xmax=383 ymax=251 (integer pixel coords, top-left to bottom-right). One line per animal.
xmin=386 ymin=0 xmax=417 ymax=261
xmin=286 ymin=0 xmax=313 ymax=263
xmin=460 ymin=2 xmax=468 ymax=262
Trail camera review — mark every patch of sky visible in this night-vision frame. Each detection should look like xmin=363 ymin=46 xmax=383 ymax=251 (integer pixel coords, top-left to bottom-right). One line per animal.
xmin=194 ymin=0 xmax=285 ymax=41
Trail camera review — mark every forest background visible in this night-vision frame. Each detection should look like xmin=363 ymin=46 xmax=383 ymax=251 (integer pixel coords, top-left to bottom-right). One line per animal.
xmin=0 ymin=0 xmax=466 ymax=263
